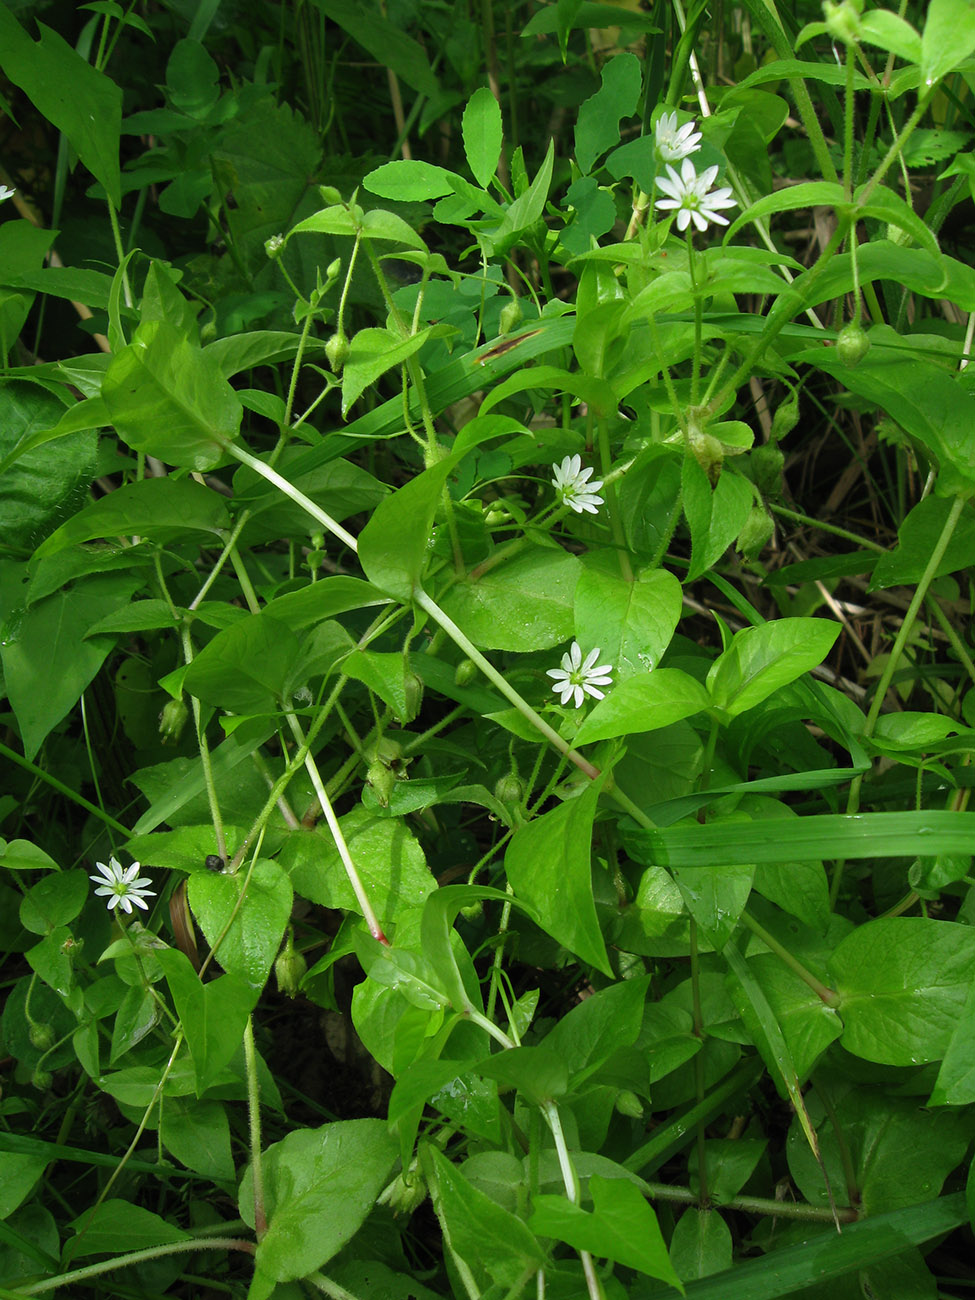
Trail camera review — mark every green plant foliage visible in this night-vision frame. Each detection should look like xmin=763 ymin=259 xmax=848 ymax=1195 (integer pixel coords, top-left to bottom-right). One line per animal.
xmin=4 ymin=2 xmax=975 ymax=1297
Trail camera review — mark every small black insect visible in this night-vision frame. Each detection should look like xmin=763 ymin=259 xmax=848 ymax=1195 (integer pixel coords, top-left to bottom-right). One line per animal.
xmin=205 ymin=854 xmax=225 ymax=872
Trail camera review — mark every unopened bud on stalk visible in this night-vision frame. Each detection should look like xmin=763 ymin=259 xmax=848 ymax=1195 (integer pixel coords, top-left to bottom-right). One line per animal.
xmin=265 ymin=233 xmax=286 ymax=259
xmin=325 ymin=331 xmax=350 ymax=373
xmin=835 ymin=321 xmax=870 ymax=366
xmin=159 ymin=697 xmax=189 ymax=745
xmin=274 ymin=929 xmax=307 ymax=998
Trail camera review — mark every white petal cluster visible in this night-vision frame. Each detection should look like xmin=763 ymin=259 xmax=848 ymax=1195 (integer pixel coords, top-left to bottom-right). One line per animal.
xmin=552 ymin=454 xmax=605 ymax=515
xmin=0 ymin=185 xmax=15 ymax=203
xmin=655 ymin=159 xmax=737 ymax=233
xmin=654 ymin=112 xmax=702 ymax=164
xmin=547 ymin=641 xmax=613 ymax=708
xmin=89 ymin=856 xmax=156 ymax=914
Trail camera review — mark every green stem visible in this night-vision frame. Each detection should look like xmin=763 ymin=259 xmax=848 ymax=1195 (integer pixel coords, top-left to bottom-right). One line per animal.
xmin=413 ymin=588 xmax=600 ymax=781
xmin=181 ymin=626 xmax=227 ymax=864
xmin=284 ymin=709 xmax=388 ymax=942
xmin=18 ymin=1239 xmax=255 ymax=1295
xmin=597 ymin=412 xmax=632 ymax=583
xmin=243 ymin=1017 xmax=266 ymax=1239
xmin=227 ymin=444 xmax=358 ymax=552
xmin=740 ymin=912 xmax=840 ymax=1007
xmin=0 ymin=740 xmax=130 ymax=837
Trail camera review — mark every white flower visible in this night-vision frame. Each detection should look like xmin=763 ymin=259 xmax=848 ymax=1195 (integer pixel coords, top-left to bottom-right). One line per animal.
xmin=0 ymin=185 xmax=15 ymax=203
xmin=655 ymin=159 xmax=736 ymax=233
xmin=655 ymin=112 xmax=701 ymax=164
xmin=89 ymin=856 xmax=156 ymax=914
xmin=547 ymin=641 xmax=613 ymax=708
xmin=552 ymin=454 xmax=604 ymax=515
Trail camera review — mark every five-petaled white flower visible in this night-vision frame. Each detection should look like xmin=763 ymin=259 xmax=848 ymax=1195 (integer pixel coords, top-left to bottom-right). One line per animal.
xmin=0 ymin=185 xmax=15 ymax=203
xmin=548 ymin=641 xmax=613 ymax=708
xmin=655 ymin=159 xmax=736 ymax=233
xmin=552 ymin=454 xmax=605 ymax=515
xmin=654 ymin=112 xmax=702 ymax=164
xmin=89 ymin=857 xmax=156 ymax=914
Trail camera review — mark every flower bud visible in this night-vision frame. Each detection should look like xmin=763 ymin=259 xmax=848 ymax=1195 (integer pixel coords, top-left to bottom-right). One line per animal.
xmin=459 ymin=900 xmax=483 ymax=922
xmin=494 ymin=773 xmax=525 ymax=807
xmin=326 ymin=258 xmax=342 ymax=281
xmin=835 ymin=321 xmax=870 ymax=366
xmin=615 ymin=1089 xmax=644 ymax=1119
xmin=31 ymin=1068 xmax=53 ymax=1092
xmin=770 ymin=391 xmax=799 ymax=443
xmin=325 ymin=331 xmax=350 ymax=373
xmin=823 ymin=0 xmax=864 ymax=45
xmin=401 ymin=670 xmax=423 ymax=722
xmin=29 ymin=1023 xmax=55 ymax=1051
xmin=274 ymin=930 xmax=307 ymax=999
xmin=454 ymin=658 xmax=478 ymax=686
xmin=264 ymin=233 xmax=286 ymax=259
xmin=366 ymin=760 xmax=396 ymax=807
xmin=385 ymin=1169 xmax=428 ymax=1217
xmin=159 ymin=697 xmax=190 ymax=745
xmin=318 ymin=185 xmax=343 ymax=205
xmin=737 ymin=504 xmax=775 ymax=560
xmin=499 ymin=297 xmax=523 ymax=335
xmin=750 ymin=443 xmax=785 ymax=497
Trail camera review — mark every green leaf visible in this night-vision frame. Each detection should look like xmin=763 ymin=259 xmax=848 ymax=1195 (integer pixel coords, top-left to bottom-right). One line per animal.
xmin=573 ymin=563 xmax=682 ymax=680
xmin=355 ymin=162 xmax=458 ymax=201
xmin=746 ymin=954 xmax=842 ymax=1080
xmin=341 ymin=325 xmax=435 ymax=415
xmin=542 ymin=975 xmax=651 ymax=1090
xmin=280 ymin=808 xmax=434 ymax=926
xmin=441 ymin=546 xmax=580 ymax=652
xmin=0 ymin=1152 xmax=48 ymax=1222
xmin=674 ymin=866 xmax=754 ymax=950
xmin=166 ymin=39 xmax=219 ymax=118
xmin=160 ymin=1097 xmax=235 ymax=1182
xmin=35 ymin=476 xmax=231 ymax=559
xmin=670 ymin=1208 xmax=733 ymax=1280
xmin=103 ymin=320 xmax=241 ymax=472
xmin=859 ymin=10 xmax=922 ymax=64
xmin=802 ymin=326 xmax=975 ymax=497
xmin=683 ymin=460 xmax=754 ymax=582
xmin=706 ymin=618 xmax=841 ymax=718
xmin=870 ymin=494 xmax=975 ymax=589
xmin=239 ymin=1119 xmax=398 ymax=1282
xmin=188 ymin=859 xmax=293 ymax=991
xmin=664 ymin=1194 xmax=965 ymax=1299
xmin=574 ymin=53 xmax=642 ymax=175
xmin=0 ymin=10 xmax=121 ymax=208
xmin=462 ymin=87 xmax=503 ymax=189
xmin=0 ymin=382 xmax=97 ymax=553
xmin=109 ymin=986 xmax=159 ymax=1063
xmin=0 ymin=840 xmax=59 ymax=873
xmin=67 ymin=1199 xmax=188 ymax=1259
xmin=1 ymin=573 xmax=142 ymax=760
xmin=156 ymin=948 xmax=258 ymax=1094
xmin=307 ymin=0 xmax=439 ymax=96
xmin=622 ymin=811 xmax=975 ymax=869
xmin=575 ymin=670 xmax=709 ymax=745
xmin=829 ymin=918 xmax=975 ymax=1066
xmin=530 ymin=1174 xmax=682 ymax=1285
xmin=505 ymin=777 xmax=611 ymax=975
xmin=182 ymin=613 xmax=301 ymax=714
xmin=358 ymin=455 xmax=457 ymax=600
xmin=425 ymin=1144 xmax=545 ymax=1290
xmin=921 ymin=0 xmax=975 ymax=87
xmin=787 ymin=1090 xmax=972 ymax=1214
xmin=19 ymin=871 xmax=87 ymax=934
xmin=482 ymin=140 xmax=555 ymax=255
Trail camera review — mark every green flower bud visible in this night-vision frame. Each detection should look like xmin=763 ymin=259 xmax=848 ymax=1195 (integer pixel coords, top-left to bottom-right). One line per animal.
xmin=199 ymin=319 xmax=217 ymax=345
xmin=318 ymin=185 xmax=343 ymax=206
xmin=615 ymin=1089 xmax=644 ymax=1119
xmin=29 ymin=1023 xmax=55 ymax=1051
xmin=835 ymin=321 xmax=871 ymax=366
xmin=366 ymin=760 xmax=396 ymax=807
xmin=274 ymin=930 xmax=307 ymax=999
xmin=459 ymin=900 xmax=484 ymax=922
xmin=159 ymin=697 xmax=190 ymax=745
xmin=494 ymin=773 xmax=525 ymax=807
xmin=325 ymin=331 xmax=350 ymax=373
xmin=370 ymin=736 xmax=406 ymax=768
xmin=750 ymin=443 xmax=785 ymax=497
xmin=823 ymin=0 xmax=864 ymax=45
xmin=385 ymin=1169 xmax=428 ymax=1217
xmin=265 ymin=233 xmax=286 ymax=259
xmin=737 ymin=504 xmax=775 ymax=560
xmin=498 ymin=297 xmax=523 ymax=335
xmin=326 ymin=258 xmax=342 ymax=281
xmin=31 ymin=1068 xmax=53 ymax=1092
xmin=454 ymin=658 xmax=478 ymax=686
xmin=770 ymin=392 xmax=799 ymax=443
xmin=401 ymin=671 xmax=423 ymax=723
